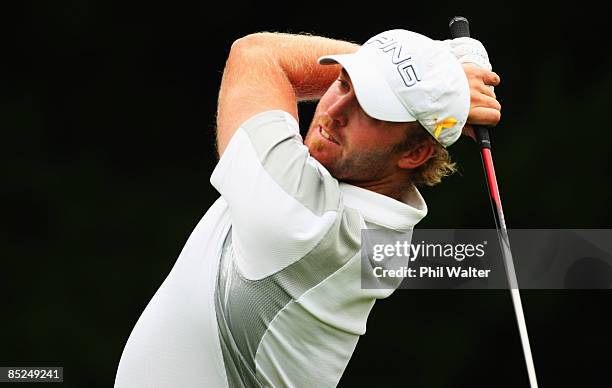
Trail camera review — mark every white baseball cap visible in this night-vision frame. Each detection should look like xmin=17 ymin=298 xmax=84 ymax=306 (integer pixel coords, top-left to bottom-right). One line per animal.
xmin=319 ymin=29 xmax=469 ymax=147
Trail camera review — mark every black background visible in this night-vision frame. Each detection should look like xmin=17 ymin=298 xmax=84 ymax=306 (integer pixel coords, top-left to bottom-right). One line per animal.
xmin=2 ymin=1 xmax=611 ymax=387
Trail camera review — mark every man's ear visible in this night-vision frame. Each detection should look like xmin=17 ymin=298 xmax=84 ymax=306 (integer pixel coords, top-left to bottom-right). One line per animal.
xmin=397 ymin=141 xmax=435 ymax=169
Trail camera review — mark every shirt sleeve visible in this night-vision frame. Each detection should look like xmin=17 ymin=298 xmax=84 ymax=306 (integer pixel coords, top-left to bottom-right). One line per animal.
xmin=210 ymin=110 xmax=351 ymax=280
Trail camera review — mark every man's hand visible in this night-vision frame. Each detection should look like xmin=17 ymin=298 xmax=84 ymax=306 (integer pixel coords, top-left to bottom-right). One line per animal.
xmin=443 ymin=37 xmax=501 ymax=140
xmin=462 ymin=63 xmax=501 ymax=140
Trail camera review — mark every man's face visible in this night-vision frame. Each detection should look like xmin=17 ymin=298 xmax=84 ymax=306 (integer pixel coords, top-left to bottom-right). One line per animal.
xmin=304 ymin=69 xmax=414 ymax=183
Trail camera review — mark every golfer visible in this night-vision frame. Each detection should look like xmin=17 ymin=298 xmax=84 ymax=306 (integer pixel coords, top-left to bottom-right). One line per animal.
xmin=115 ymin=29 xmax=501 ymax=387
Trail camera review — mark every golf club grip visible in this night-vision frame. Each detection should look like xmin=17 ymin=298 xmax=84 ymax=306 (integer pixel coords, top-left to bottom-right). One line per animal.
xmin=448 ymin=16 xmax=491 ymax=149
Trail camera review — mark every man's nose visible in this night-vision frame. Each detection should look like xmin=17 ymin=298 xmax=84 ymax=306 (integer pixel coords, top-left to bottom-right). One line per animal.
xmin=325 ymin=93 xmax=354 ymax=127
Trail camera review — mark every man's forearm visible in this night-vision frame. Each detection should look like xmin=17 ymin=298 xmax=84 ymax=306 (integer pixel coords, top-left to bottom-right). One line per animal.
xmin=216 ymin=32 xmax=359 ymax=156
xmin=231 ymin=32 xmax=359 ymax=101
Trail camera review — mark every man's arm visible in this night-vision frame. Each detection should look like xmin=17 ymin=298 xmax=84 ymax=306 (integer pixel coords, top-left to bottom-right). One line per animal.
xmin=216 ymin=32 xmax=359 ymax=156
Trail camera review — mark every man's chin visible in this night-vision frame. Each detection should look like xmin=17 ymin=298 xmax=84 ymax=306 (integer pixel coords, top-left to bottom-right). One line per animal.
xmin=305 ymin=137 xmax=344 ymax=176
xmin=312 ymin=154 xmax=343 ymax=178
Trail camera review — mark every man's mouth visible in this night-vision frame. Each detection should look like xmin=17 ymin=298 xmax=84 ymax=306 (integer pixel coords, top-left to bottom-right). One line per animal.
xmin=319 ymin=126 xmax=339 ymax=144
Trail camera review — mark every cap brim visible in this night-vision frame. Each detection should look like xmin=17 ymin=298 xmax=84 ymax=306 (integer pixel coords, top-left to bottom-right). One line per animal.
xmin=319 ymin=54 xmax=417 ymax=123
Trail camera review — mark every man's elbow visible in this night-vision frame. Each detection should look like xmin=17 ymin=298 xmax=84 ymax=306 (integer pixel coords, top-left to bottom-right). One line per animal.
xmin=228 ymin=32 xmax=275 ymax=59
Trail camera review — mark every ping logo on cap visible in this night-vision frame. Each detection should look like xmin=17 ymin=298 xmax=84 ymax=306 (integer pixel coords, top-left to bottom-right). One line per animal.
xmin=365 ymin=33 xmax=422 ymax=88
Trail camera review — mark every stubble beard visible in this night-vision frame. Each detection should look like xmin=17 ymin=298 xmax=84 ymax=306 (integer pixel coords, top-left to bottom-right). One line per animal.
xmin=305 ymin=114 xmax=395 ymax=182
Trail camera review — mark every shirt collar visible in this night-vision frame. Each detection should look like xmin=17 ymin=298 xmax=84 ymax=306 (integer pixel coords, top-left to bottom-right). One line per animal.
xmin=339 ymin=183 xmax=428 ymax=231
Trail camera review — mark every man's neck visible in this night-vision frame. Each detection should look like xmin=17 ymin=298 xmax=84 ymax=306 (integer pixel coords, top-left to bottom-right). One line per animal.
xmin=343 ymin=171 xmax=412 ymax=202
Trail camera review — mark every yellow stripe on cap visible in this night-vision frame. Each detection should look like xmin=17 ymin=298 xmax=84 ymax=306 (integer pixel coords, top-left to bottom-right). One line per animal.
xmin=433 ymin=117 xmax=458 ymax=139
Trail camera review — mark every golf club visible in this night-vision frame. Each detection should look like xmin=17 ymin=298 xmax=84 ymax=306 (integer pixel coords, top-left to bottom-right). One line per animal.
xmin=449 ymin=16 xmax=539 ymax=388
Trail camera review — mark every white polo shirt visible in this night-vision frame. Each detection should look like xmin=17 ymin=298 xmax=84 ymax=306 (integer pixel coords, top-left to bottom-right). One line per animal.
xmin=115 ymin=110 xmax=427 ymax=387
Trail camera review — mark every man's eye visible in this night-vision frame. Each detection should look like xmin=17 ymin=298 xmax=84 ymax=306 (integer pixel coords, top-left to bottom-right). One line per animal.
xmin=336 ymin=78 xmax=349 ymax=90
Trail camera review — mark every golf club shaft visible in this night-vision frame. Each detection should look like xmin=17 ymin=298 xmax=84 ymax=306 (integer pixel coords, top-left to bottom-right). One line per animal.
xmin=449 ymin=16 xmax=538 ymax=388
xmin=483 ymin=148 xmax=538 ymax=388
